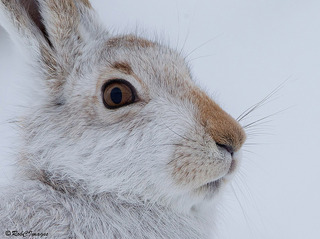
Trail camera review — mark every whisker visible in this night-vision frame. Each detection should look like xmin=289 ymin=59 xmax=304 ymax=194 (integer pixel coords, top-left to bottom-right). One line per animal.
xmin=174 ymin=0 xmax=181 ymax=52
xmin=237 ymin=79 xmax=288 ymax=122
xmin=178 ymin=0 xmax=199 ymax=56
xmin=244 ymin=119 xmax=273 ymax=129
xmin=157 ymin=118 xmax=198 ymax=143
xmin=243 ymin=142 xmax=275 ymax=147
xmin=188 ymin=54 xmax=215 ymax=63
xmin=242 ymin=149 xmax=256 ymax=154
xmin=245 ymin=126 xmax=273 ymax=132
xmin=246 ymin=132 xmax=274 ymax=137
xmin=243 ymin=107 xmax=290 ymax=129
xmin=179 ymin=27 xmax=190 ymax=56
xmin=234 ymin=172 xmax=268 ymax=238
xmin=243 ymin=143 xmax=263 ymax=146
xmin=184 ymin=36 xmax=220 ymax=59
xmin=230 ymin=183 xmax=254 ymax=237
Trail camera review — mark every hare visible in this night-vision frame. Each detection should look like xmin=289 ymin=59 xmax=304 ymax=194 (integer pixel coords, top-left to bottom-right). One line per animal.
xmin=0 ymin=0 xmax=246 ymax=238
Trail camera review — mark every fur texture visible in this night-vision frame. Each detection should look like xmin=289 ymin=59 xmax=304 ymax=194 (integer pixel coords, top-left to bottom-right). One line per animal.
xmin=0 ymin=0 xmax=246 ymax=238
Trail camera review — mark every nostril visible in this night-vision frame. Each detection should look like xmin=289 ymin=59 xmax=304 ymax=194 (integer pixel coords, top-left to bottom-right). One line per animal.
xmin=216 ymin=143 xmax=234 ymax=156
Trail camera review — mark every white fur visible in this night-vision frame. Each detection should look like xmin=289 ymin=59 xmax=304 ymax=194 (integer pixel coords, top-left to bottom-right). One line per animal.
xmin=0 ymin=1 xmax=245 ymax=238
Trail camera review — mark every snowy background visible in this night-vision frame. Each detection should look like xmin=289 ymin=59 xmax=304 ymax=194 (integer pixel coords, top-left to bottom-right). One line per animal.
xmin=1 ymin=0 xmax=320 ymax=238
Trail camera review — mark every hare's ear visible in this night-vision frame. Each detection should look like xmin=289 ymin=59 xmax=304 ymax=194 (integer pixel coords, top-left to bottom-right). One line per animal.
xmin=0 ymin=0 xmax=104 ymax=102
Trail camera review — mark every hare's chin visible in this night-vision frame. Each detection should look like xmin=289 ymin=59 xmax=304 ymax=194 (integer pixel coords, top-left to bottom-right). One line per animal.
xmin=205 ymin=179 xmax=222 ymax=192
xmin=197 ymin=177 xmax=225 ymax=198
xmin=197 ymin=159 xmax=238 ymax=196
xmin=193 ymin=179 xmax=223 ymax=199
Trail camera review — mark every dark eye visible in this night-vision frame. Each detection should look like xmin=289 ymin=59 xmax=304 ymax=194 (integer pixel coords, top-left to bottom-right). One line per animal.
xmin=102 ymin=80 xmax=136 ymax=109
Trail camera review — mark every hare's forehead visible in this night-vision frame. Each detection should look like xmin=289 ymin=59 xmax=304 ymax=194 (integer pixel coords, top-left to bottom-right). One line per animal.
xmin=98 ymin=42 xmax=193 ymax=93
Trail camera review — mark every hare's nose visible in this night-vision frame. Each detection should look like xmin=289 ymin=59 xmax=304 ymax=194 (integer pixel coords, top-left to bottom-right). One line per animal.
xmin=190 ymin=88 xmax=246 ymax=152
xmin=216 ymin=143 xmax=234 ymax=155
xmin=205 ymin=114 xmax=246 ymax=153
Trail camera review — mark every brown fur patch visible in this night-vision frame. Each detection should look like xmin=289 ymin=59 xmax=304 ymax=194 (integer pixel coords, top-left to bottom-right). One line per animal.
xmin=39 ymin=45 xmax=67 ymax=97
xmin=106 ymin=35 xmax=155 ymax=49
xmin=97 ymin=66 xmax=149 ymax=101
xmin=125 ymin=35 xmax=155 ymax=48
xmin=1 ymin=0 xmax=30 ymax=29
xmin=40 ymin=45 xmax=57 ymax=77
xmin=20 ymin=0 xmax=46 ymax=36
xmin=168 ymin=141 xmax=230 ymax=189
xmin=45 ymin=0 xmax=80 ymax=46
xmin=191 ymin=88 xmax=246 ymax=152
xmin=111 ymin=61 xmax=134 ymax=75
xmin=44 ymin=0 xmax=84 ymax=80
xmin=78 ymin=0 xmax=92 ymax=8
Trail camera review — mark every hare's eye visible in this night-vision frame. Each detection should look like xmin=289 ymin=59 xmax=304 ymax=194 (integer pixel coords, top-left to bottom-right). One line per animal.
xmin=102 ymin=80 xmax=136 ymax=109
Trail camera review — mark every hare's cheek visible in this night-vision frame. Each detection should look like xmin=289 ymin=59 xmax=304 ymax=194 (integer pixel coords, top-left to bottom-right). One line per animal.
xmin=167 ymin=137 xmax=232 ymax=191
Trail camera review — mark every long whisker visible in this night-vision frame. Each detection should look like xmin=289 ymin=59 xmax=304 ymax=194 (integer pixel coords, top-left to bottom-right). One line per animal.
xmin=178 ymin=0 xmax=199 ymax=56
xmin=174 ymin=0 xmax=181 ymax=52
xmin=157 ymin=117 xmax=198 ymax=143
xmin=184 ymin=36 xmax=220 ymax=59
xmin=243 ymin=143 xmax=264 ymax=146
xmin=184 ymin=36 xmax=218 ymax=59
xmin=243 ymin=107 xmax=290 ymax=129
xmin=237 ymin=79 xmax=288 ymax=122
xmin=230 ymin=183 xmax=254 ymax=237
xmin=179 ymin=24 xmax=190 ymax=56
xmin=188 ymin=54 xmax=215 ymax=63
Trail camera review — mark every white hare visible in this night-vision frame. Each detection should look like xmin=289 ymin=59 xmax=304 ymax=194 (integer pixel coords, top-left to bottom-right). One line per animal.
xmin=0 ymin=0 xmax=246 ymax=238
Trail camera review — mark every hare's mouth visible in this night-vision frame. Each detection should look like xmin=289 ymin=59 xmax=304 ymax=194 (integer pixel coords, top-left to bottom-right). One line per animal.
xmin=197 ymin=177 xmax=223 ymax=193
xmin=194 ymin=178 xmax=223 ymax=199
xmin=205 ymin=179 xmax=222 ymax=191
xmin=199 ymin=159 xmax=237 ymax=194
xmin=228 ymin=159 xmax=237 ymax=174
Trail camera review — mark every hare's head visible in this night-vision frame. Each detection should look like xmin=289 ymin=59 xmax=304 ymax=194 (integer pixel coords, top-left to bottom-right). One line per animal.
xmin=1 ymin=0 xmax=245 ymax=212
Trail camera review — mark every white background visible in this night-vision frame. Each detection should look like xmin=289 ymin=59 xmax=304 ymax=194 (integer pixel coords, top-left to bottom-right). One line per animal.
xmin=1 ymin=0 xmax=319 ymax=238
